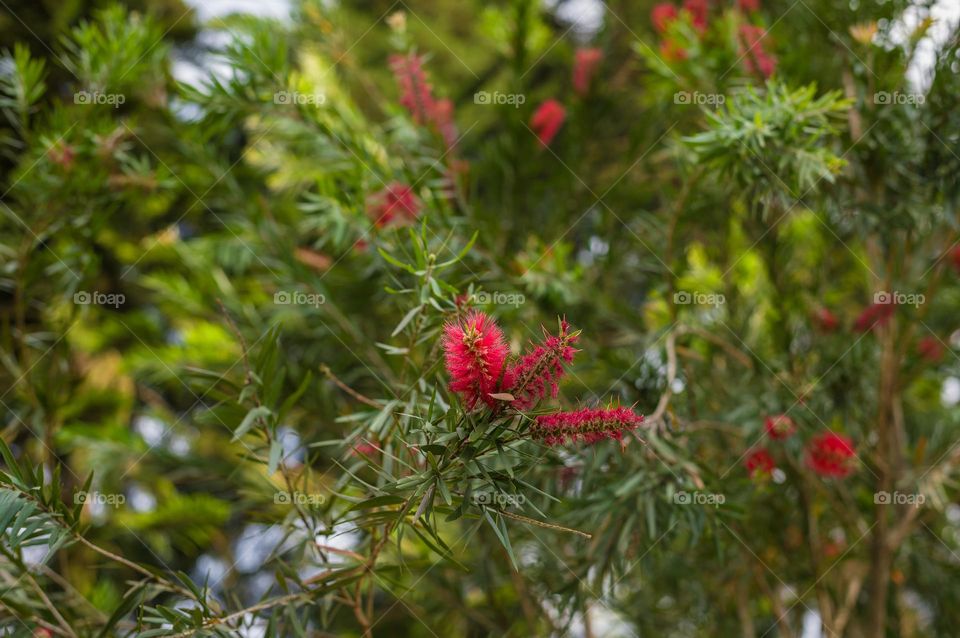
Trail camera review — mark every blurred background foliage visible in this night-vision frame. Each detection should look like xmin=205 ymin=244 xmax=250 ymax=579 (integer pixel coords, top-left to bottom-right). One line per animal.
xmin=1 ymin=0 xmax=960 ymax=636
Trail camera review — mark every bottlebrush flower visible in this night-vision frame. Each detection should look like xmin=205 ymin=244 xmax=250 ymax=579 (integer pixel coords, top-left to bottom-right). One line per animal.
xmin=738 ymin=0 xmax=760 ymax=12
xmin=366 ymin=183 xmax=422 ymax=227
xmin=442 ymin=311 xmax=510 ymax=410
xmin=682 ymin=0 xmax=709 ymax=32
xmin=765 ymin=414 xmax=796 ymax=440
xmin=949 ymin=245 xmax=960 ymax=274
xmin=812 ymin=307 xmax=839 ymax=332
xmin=430 ymin=97 xmax=459 ymax=149
xmin=530 ymin=99 xmax=566 ymax=147
xmin=853 ymin=300 xmax=896 ymax=332
xmin=917 ymin=335 xmax=945 ymax=363
xmin=531 ymin=406 xmax=644 ymax=445
xmin=509 ymin=319 xmax=580 ymax=409
xmin=806 ymin=432 xmax=856 ymax=478
xmin=572 ymin=48 xmax=603 ymax=96
xmin=744 ymin=447 xmax=775 ymax=479
xmin=738 ymin=25 xmax=776 ymax=78
xmin=390 ymin=53 xmax=459 ymax=149
xmin=390 ymin=53 xmax=435 ymax=125
xmin=651 ymin=3 xmax=679 ymax=33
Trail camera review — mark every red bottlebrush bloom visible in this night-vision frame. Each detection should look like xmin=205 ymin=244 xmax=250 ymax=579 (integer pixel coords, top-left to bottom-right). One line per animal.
xmin=738 ymin=25 xmax=776 ymax=78
xmin=917 ymin=335 xmax=945 ymax=363
xmin=530 ymin=99 xmax=566 ymax=147
xmin=812 ymin=307 xmax=839 ymax=332
xmin=531 ymin=406 xmax=644 ymax=446
xmin=853 ymin=300 xmax=896 ymax=332
xmin=744 ymin=447 xmax=775 ymax=479
xmin=366 ymin=183 xmax=422 ymax=228
xmin=572 ymin=47 xmax=603 ymax=96
xmin=430 ymin=97 xmax=459 ymax=149
xmin=765 ymin=414 xmax=796 ymax=440
xmin=442 ymin=311 xmax=510 ymax=410
xmin=682 ymin=0 xmax=709 ymax=32
xmin=390 ymin=53 xmax=435 ymax=125
xmin=949 ymin=244 xmax=960 ymax=274
xmin=509 ymin=319 xmax=580 ymax=410
xmin=651 ymin=3 xmax=679 ymax=33
xmin=660 ymin=38 xmax=688 ymax=62
xmin=806 ymin=432 xmax=856 ymax=478
xmin=390 ymin=53 xmax=458 ymax=149
xmin=738 ymin=0 xmax=760 ymax=12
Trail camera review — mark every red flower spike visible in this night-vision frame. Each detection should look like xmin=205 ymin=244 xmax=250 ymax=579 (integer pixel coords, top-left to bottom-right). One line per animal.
xmin=651 ymin=3 xmax=679 ymax=33
xmin=738 ymin=25 xmax=777 ymax=78
xmin=917 ymin=336 xmax=945 ymax=363
xmin=531 ymin=406 xmax=644 ymax=446
xmin=806 ymin=432 xmax=856 ymax=478
xmin=442 ymin=311 xmax=510 ymax=410
xmin=853 ymin=300 xmax=896 ymax=333
xmin=572 ymin=48 xmax=603 ymax=96
xmin=949 ymin=245 xmax=960 ymax=274
xmin=390 ymin=53 xmax=435 ymax=125
xmin=738 ymin=0 xmax=760 ymax=12
xmin=530 ymin=99 xmax=566 ymax=147
xmin=390 ymin=53 xmax=459 ymax=150
xmin=744 ymin=447 xmax=775 ymax=479
xmin=660 ymin=38 xmax=688 ymax=62
xmin=682 ymin=0 xmax=709 ymax=32
xmin=509 ymin=318 xmax=580 ymax=410
xmin=366 ymin=183 xmax=422 ymax=228
xmin=765 ymin=414 xmax=796 ymax=440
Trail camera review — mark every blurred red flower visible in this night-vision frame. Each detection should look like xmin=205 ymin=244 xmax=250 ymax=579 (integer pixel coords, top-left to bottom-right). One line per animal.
xmin=530 ymin=99 xmax=566 ymax=147
xmin=738 ymin=25 xmax=776 ymax=78
xmin=651 ymin=3 xmax=679 ymax=33
xmin=573 ymin=48 xmax=603 ymax=96
xmin=812 ymin=307 xmax=839 ymax=332
xmin=745 ymin=447 xmax=775 ymax=479
xmin=853 ymin=300 xmax=896 ymax=332
xmin=366 ymin=183 xmax=422 ymax=228
xmin=917 ymin=335 xmax=945 ymax=363
xmin=682 ymin=0 xmax=709 ymax=32
xmin=806 ymin=432 xmax=856 ymax=478
xmin=765 ymin=414 xmax=796 ymax=440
